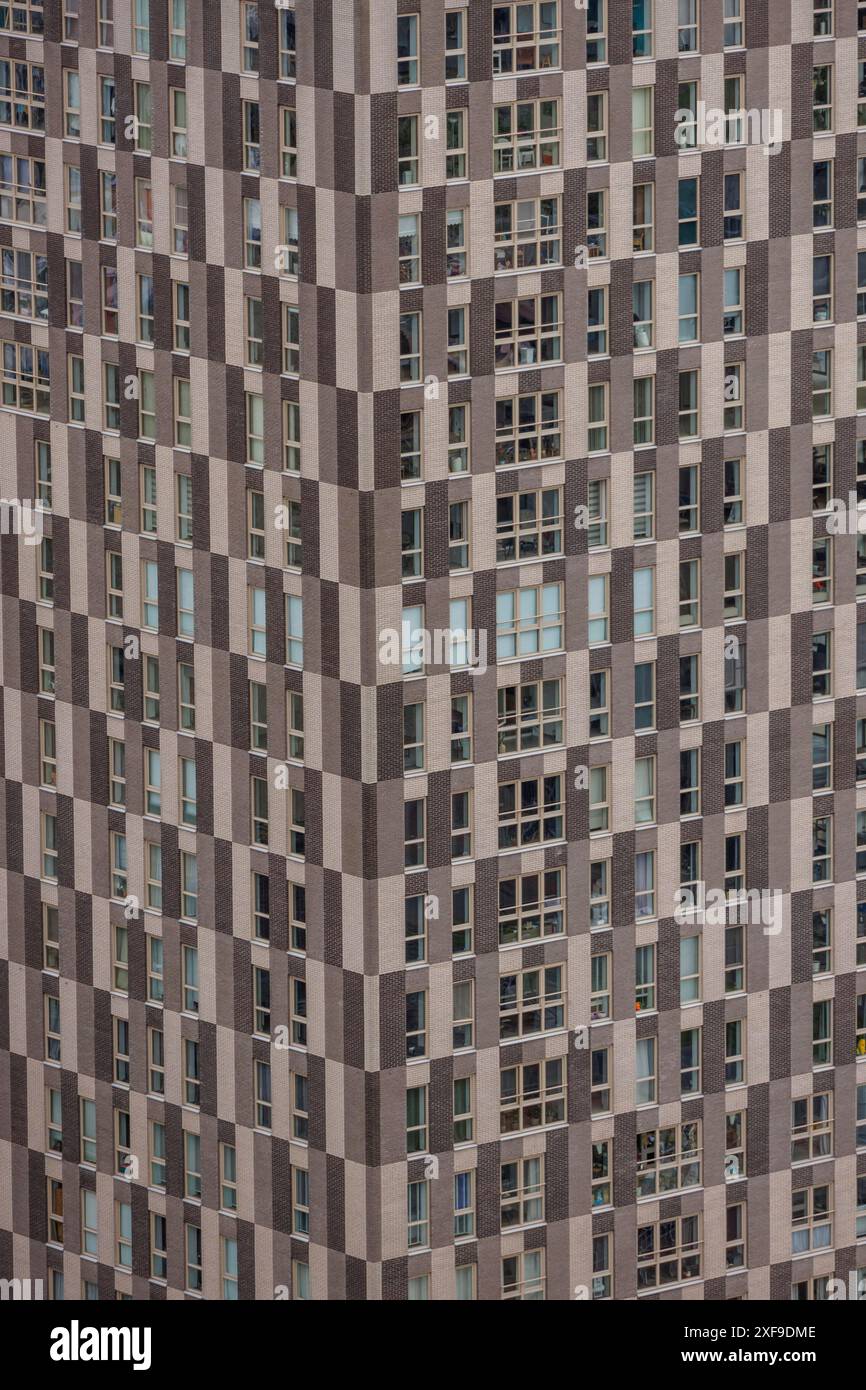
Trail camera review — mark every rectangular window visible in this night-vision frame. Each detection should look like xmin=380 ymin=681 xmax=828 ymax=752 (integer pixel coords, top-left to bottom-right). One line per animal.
xmin=397 ymin=14 xmax=419 ymax=85
xmin=679 ymin=176 xmax=699 ymax=246
xmin=587 ymin=188 xmax=607 ymax=257
xmin=500 ymin=1058 xmax=565 ymax=1134
xmin=813 ymin=65 xmax=833 ymax=133
xmin=445 ymin=8 xmax=467 ymax=80
xmin=813 ymin=159 xmax=833 ymax=228
xmin=398 ymin=114 xmax=419 ymax=185
xmin=493 ymin=99 xmax=560 ymax=173
xmin=498 ymin=869 xmax=563 ymax=945
xmin=279 ymin=6 xmax=296 ymax=78
xmin=633 ymin=376 xmax=654 ymax=445
xmin=632 ymin=87 xmax=653 ymax=157
xmin=791 ymin=1185 xmax=833 ymax=1254
xmin=0 ymin=60 xmax=46 ymax=131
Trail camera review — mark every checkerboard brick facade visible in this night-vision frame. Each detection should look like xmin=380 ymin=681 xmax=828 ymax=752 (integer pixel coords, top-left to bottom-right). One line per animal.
xmin=1 ymin=0 xmax=866 ymax=1303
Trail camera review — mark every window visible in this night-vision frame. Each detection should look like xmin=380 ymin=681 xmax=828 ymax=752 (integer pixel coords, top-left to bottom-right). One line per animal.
xmin=495 ymin=293 xmax=561 ymax=370
xmin=585 ymin=574 xmax=608 ymax=646
xmin=1 ymin=340 xmax=49 ymax=414
xmin=279 ymin=5 xmax=296 ymax=77
xmin=241 ymin=293 xmax=262 ymax=364
xmin=185 ymin=1224 xmax=202 ymax=1292
xmin=812 ymin=632 xmax=832 ymax=698
xmin=291 ymin=1168 xmax=310 ymax=1237
xmin=635 ymin=850 xmax=655 ymax=919
xmin=632 ymin=87 xmax=653 ymax=157
xmin=792 ymin=1094 xmax=832 ymax=1164
xmin=587 ymin=188 xmax=607 ymax=257
xmin=445 ymin=109 xmax=467 ymax=181
xmin=243 ymin=197 xmax=261 ymax=268
xmin=499 ymin=966 xmax=564 ymax=1040
xmin=635 ymin=944 xmax=655 ymax=1011
xmin=493 ymin=2 xmax=559 ymax=73
xmin=283 ymin=305 xmax=299 ymax=374
xmin=495 ymin=390 xmax=561 ymax=466
xmin=681 ymin=1027 xmax=701 ymax=1094
xmin=47 ymin=1178 xmax=64 ymax=1245
xmin=398 ymin=114 xmax=419 ymax=185
xmin=587 ymin=383 xmax=608 ymax=453
xmin=407 ymin=1179 xmax=429 ymax=1248
xmin=242 ymin=100 xmax=260 ymax=171
xmin=813 ymin=159 xmax=833 ymax=228
xmin=496 ymin=488 xmax=561 ymax=565
xmin=724 ymin=362 xmax=744 ymax=430
xmin=399 ymin=311 xmax=421 ymax=382
xmin=397 ymin=14 xmax=419 ymax=85
xmin=679 ymin=176 xmax=699 ymax=247
xmin=676 ymin=272 xmax=699 ymax=344
xmin=181 ymin=851 xmax=198 ymax=921
xmin=109 ymin=1025 xmax=130 ymax=1098
xmin=723 ymin=553 xmax=744 ymax=620
xmin=493 ymin=99 xmax=560 ymax=173
xmin=445 ymin=8 xmax=467 ymax=79
xmin=680 ymin=937 xmax=701 ymax=1005
xmin=635 ymin=661 xmax=655 ymax=731
xmin=404 ymin=798 xmax=425 ymax=868
xmin=792 ymin=1185 xmax=832 ymax=1254
xmin=633 ymin=377 xmax=654 ymax=445
xmin=140 ymin=935 xmax=163 ymax=1011
xmin=42 ymin=811 xmax=59 ymax=881
xmin=0 ymin=59 xmax=45 ymax=130
xmin=591 ymin=1044 xmax=610 ymax=1111
xmin=677 ymin=80 xmax=697 ymax=149
xmin=500 ymin=1059 xmax=565 ymax=1133
xmin=147 ymin=1028 xmax=162 ymax=1089
xmin=813 ymin=254 xmax=833 ymax=323
xmin=638 ymin=1215 xmax=701 ymax=1288
xmin=724 ymin=75 xmax=743 ymax=144
xmin=406 ymin=990 xmax=427 ymax=1059
xmin=635 ymin=755 xmax=655 ymax=824
xmin=497 ymin=678 xmax=563 ymax=755
xmin=169 ymin=0 xmax=187 ymax=58
xmin=1 ymin=0 xmax=44 ymax=34
xmin=637 ymin=1123 xmax=701 ymax=1198
xmin=632 ymin=280 xmax=653 ymax=350
xmin=635 ymin=1037 xmax=656 ymax=1105
xmin=813 ymin=65 xmax=833 ymax=133
xmin=0 ymin=154 xmax=46 ymax=227
xmin=398 ymin=213 xmax=420 ymax=286
xmin=634 ymin=567 xmax=654 ymax=636
xmin=587 ymin=479 xmax=608 ymax=549
xmin=501 ymin=1157 xmax=544 ymax=1229
xmin=632 ymin=0 xmax=652 ymax=56
xmin=496 ymin=583 xmax=562 ymax=659
xmin=724 ymin=0 xmax=744 ymax=45
xmin=449 ymin=500 xmax=470 ymax=572
xmin=172 ymin=183 xmax=189 ymax=255
xmin=41 ymin=903 xmax=59 ymax=972
xmin=451 ymin=791 xmax=472 ymax=860
xmin=498 ymin=775 xmax=563 ymax=849
xmin=135 ymin=176 xmax=153 ymax=247
xmin=678 ymin=0 xmax=698 ymax=51
xmin=249 ymin=682 xmax=268 ymax=752
xmin=499 ymin=869 xmax=563 ymax=944
xmin=447 ymin=305 xmax=468 ymax=376
xmin=95 ymin=172 xmax=116 ymax=244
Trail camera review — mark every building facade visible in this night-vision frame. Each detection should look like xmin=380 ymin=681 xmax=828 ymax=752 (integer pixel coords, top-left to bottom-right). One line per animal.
xmin=1 ymin=0 xmax=866 ymax=1302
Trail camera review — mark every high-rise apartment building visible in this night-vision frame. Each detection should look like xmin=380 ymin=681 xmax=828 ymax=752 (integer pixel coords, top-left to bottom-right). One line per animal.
xmin=1 ymin=0 xmax=866 ymax=1305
